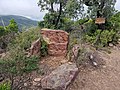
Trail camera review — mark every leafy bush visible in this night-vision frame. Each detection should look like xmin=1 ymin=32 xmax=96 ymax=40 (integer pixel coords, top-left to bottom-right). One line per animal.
xmin=0 ymin=19 xmax=18 ymax=37
xmin=106 ymin=12 xmax=120 ymax=31
xmin=0 ymin=82 xmax=10 ymax=90
xmin=0 ymin=19 xmax=19 ymax=49
xmin=84 ymin=19 xmax=98 ymax=35
xmin=8 ymin=27 xmax=41 ymax=50
xmin=81 ymin=12 xmax=120 ymax=47
xmin=38 ymin=13 xmax=74 ymax=32
xmin=0 ymin=26 xmax=6 ymax=37
xmin=84 ymin=29 xmax=119 ymax=47
xmin=6 ymin=27 xmax=41 ymax=73
xmin=0 ymin=27 xmax=41 ymax=89
xmin=40 ymin=39 xmax=48 ymax=57
xmin=38 ymin=13 xmax=57 ymax=29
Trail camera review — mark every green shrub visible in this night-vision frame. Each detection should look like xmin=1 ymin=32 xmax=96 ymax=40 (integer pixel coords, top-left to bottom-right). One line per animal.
xmin=84 ymin=19 xmax=98 ymax=35
xmin=41 ymin=39 xmax=48 ymax=57
xmin=0 ymin=26 xmax=6 ymax=37
xmin=0 ymin=50 xmax=39 ymax=75
xmin=0 ymin=82 xmax=10 ymax=90
xmin=22 ymin=56 xmax=39 ymax=72
xmin=0 ymin=27 xmax=41 ymax=89
xmin=84 ymin=29 xmax=119 ymax=47
xmin=8 ymin=27 xmax=41 ymax=50
xmin=0 ymin=19 xmax=18 ymax=38
xmin=38 ymin=13 xmax=74 ymax=32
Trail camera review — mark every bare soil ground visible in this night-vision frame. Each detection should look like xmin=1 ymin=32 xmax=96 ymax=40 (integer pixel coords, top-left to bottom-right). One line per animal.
xmin=67 ymin=47 xmax=120 ymax=90
xmin=21 ymin=56 xmax=69 ymax=90
xmin=2 ymin=47 xmax=120 ymax=90
xmin=23 ymin=46 xmax=120 ymax=90
xmin=39 ymin=56 xmax=68 ymax=75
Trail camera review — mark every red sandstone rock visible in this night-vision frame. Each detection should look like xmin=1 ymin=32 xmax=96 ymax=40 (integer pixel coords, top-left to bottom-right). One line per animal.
xmin=29 ymin=38 xmax=41 ymax=56
xmin=71 ymin=44 xmax=80 ymax=62
xmin=41 ymin=29 xmax=69 ymax=56
xmin=41 ymin=63 xmax=78 ymax=90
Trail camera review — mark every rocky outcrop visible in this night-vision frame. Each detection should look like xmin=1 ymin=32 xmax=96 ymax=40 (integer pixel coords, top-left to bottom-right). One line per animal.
xmin=41 ymin=62 xmax=78 ymax=90
xmin=41 ymin=29 xmax=69 ymax=56
xmin=28 ymin=38 xmax=41 ymax=56
xmin=70 ymin=44 xmax=80 ymax=62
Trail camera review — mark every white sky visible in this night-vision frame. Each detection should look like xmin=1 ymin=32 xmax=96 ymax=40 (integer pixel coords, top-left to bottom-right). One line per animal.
xmin=0 ymin=0 xmax=120 ymax=21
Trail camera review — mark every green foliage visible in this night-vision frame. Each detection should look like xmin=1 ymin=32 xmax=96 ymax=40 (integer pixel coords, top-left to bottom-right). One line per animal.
xmin=38 ymin=13 xmax=74 ymax=31
xmin=84 ymin=29 xmax=119 ymax=47
xmin=0 ymin=19 xmax=19 ymax=49
xmin=0 ymin=19 xmax=18 ymax=37
xmin=0 ymin=28 xmax=41 ymax=89
xmin=85 ymin=0 xmax=116 ymax=18
xmin=38 ymin=13 xmax=57 ymax=29
xmin=9 ymin=27 xmax=41 ymax=50
xmin=0 ymin=26 xmax=6 ymax=36
xmin=59 ymin=17 xmax=74 ymax=31
xmin=6 ymin=19 xmax=18 ymax=33
xmin=38 ymin=0 xmax=83 ymax=19
xmin=38 ymin=0 xmax=84 ymax=30
xmin=100 ymin=30 xmax=116 ymax=45
xmin=106 ymin=12 xmax=120 ymax=31
xmin=4 ymin=27 xmax=41 ymax=74
xmin=0 ymin=82 xmax=10 ymax=90
xmin=22 ymin=56 xmax=39 ymax=72
xmin=41 ymin=39 xmax=48 ymax=57
xmin=75 ymin=18 xmax=89 ymax=25
xmin=82 ymin=12 xmax=120 ymax=47
xmin=0 ymin=48 xmax=39 ymax=76
xmin=0 ymin=27 xmax=41 ymax=89
xmin=84 ymin=19 xmax=98 ymax=35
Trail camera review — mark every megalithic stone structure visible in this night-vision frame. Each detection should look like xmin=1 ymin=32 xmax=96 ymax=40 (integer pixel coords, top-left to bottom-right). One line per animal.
xmin=41 ymin=29 xmax=69 ymax=56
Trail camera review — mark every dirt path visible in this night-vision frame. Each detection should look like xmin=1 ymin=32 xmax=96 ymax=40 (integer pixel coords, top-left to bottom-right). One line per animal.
xmin=67 ymin=48 xmax=120 ymax=90
xmin=22 ymin=47 xmax=120 ymax=90
xmin=39 ymin=56 xmax=68 ymax=75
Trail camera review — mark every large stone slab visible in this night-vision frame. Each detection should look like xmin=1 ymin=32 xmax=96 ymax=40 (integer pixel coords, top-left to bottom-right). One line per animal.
xmin=41 ymin=29 xmax=69 ymax=56
xmin=29 ymin=38 xmax=41 ymax=56
xmin=41 ymin=62 xmax=78 ymax=90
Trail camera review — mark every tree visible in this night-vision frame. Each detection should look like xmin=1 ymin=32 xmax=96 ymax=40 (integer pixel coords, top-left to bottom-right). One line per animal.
xmin=7 ymin=19 xmax=18 ymax=33
xmin=38 ymin=0 xmax=84 ymax=29
xmin=0 ymin=19 xmax=18 ymax=49
xmin=0 ymin=26 xmax=5 ymax=37
xmin=83 ymin=0 xmax=116 ymax=18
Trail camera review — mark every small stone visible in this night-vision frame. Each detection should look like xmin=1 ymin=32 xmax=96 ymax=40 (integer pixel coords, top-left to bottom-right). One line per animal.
xmin=24 ymin=83 xmax=27 ymax=86
xmin=34 ymin=78 xmax=41 ymax=82
xmin=68 ymin=62 xmax=73 ymax=64
xmin=103 ymin=65 xmax=107 ymax=68
xmin=93 ymin=61 xmax=98 ymax=66
xmin=33 ymin=81 xmax=37 ymax=86
xmin=118 ymin=39 xmax=120 ymax=42
xmin=37 ymin=83 xmax=41 ymax=86
xmin=90 ymin=55 xmax=94 ymax=59
xmin=109 ymin=43 xmax=114 ymax=47
xmin=118 ymin=41 xmax=120 ymax=44
xmin=61 ymin=59 xmax=68 ymax=64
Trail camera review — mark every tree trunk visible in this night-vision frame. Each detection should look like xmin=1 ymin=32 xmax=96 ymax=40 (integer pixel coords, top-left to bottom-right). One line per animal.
xmin=55 ymin=2 xmax=62 ymax=28
xmin=50 ymin=3 xmax=54 ymax=12
xmin=50 ymin=2 xmax=56 ymax=25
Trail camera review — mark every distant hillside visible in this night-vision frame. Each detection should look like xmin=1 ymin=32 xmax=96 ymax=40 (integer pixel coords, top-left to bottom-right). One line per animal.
xmin=0 ymin=15 xmax=38 ymax=30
